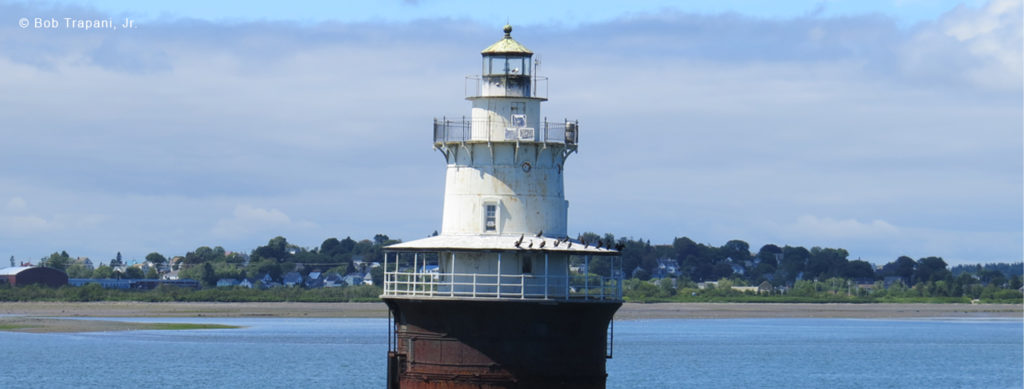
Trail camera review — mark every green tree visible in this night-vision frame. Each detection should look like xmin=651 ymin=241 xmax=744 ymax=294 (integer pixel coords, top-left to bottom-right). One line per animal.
xmin=124 ymin=267 xmax=144 ymax=279
xmin=321 ymin=238 xmax=341 ymax=257
xmin=145 ymin=267 xmax=159 ymax=279
xmin=370 ymin=265 xmax=384 ymax=286
xmin=41 ymin=252 xmax=72 ymax=271
xmin=632 ymin=267 xmax=651 ymax=281
xmin=145 ymin=252 xmax=167 ymax=267
xmin=109 ymin=252 xmax=124 ymax=267
xmin=92 ymin=265 xmax=113 ymax=279
xmin=791 ymin=280 xmax=816 ymax=296
xmin=881 ymin=256 xmax=916 ymax=282
xmin=248 ymin=259 xmax=283 ymax=281
xmin=200 ymin=262 xmax=217 ymax=287
xmin=777 ymin=246 xmax=810 ymax=284
xmin=657 ymin=278 xmax=677 ymax=296
xmin=842 ymin=260 xmax=875 ymax=279
xmin=806 ymin=247 xmax=849 ymax=280
xmin=915 ymin=257 xmax=950 ymax=284
xmin=253 ymin=236 xmax=290 ymax=262
xmin=757 ymin=244 xmax=782 ymax=267
xmin=339 ymin=237 xmax=357 ymax=254
xmin=1010 ymin=275 xmax=1022 ymax=290
xmin=721 ymin=240 xmax=751 ymax=263
xmin=66 ymin=262 xmax=93 ymax=278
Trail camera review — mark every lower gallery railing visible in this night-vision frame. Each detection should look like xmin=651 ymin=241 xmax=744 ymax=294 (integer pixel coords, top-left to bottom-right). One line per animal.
xmin=383 ymin=271 xmax=621 ymax=301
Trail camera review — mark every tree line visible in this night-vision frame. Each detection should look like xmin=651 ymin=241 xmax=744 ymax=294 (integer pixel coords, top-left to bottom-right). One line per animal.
xmin=17 ymin=232 xmax=1024 ymax=302
xmin=34 ymin=234 xmax=400 ymax=288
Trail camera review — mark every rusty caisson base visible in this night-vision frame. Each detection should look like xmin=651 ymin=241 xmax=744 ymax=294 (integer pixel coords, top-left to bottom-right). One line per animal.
xmin=384 ymin=298 xmax=621 ymax=389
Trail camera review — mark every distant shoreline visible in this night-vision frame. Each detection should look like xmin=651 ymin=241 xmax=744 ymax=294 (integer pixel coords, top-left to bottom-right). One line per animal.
xmin=2 ymin=301 xmax=1020 ymax=320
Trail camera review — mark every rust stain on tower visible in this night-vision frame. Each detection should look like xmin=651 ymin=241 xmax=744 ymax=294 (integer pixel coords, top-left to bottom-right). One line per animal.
xmin=382 ymin=25 xmax=623 ymax=389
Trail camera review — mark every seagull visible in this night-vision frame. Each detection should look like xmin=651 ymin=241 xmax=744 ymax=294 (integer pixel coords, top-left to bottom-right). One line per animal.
xmin=566 ymin=241 xmax=573 ymax=249
xmin=582 ymin=239 xmax=589 ymax=249
xmin=528 ymin=240 xmax=534 ymax=249
xmin=515 ymin=234 xmax=524 ymax=246
xmin=536 ymin=230 xmax=543 ymax=237
xmin=596 ymin=240 xmax=603 ymax=249
xmin=553 ymin=239 xmax=560 ymax=247
xmin=539 ymin=240 xmax=546 ymax=249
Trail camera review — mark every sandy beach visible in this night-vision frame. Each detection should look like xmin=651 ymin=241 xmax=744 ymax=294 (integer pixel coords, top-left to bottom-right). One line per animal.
xmin=1 ymin=301 xmax=1019 ymax=320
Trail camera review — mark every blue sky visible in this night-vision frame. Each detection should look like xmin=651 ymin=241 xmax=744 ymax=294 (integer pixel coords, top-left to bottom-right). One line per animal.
xmin=36 ymin=0 xmax=987 ymax=26
xmin=0 ymin=0 xmax=1020 ymax=266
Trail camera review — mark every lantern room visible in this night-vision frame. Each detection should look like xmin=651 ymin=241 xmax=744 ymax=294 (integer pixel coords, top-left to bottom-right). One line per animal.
xmin=480 ymin=24 xmax=534 ymax=98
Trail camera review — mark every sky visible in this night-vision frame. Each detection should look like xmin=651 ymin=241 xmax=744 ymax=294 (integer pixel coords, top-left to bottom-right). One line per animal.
xmin=0 ymin=0 xmax=1020 ymax=267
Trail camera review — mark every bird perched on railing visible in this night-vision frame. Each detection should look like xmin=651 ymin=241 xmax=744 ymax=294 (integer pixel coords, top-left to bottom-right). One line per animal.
xmin=553 ymin=239 xmax=560 ymax=248
xmin=536 ymin=230 xmax=543 ymax=238
xmin=539 ymin=240 xmax=546 ymax=249
xmin=528 ymin=240 xmax=534 ymax=249
xmin=514 ymin=234 xmax=524 ymax=248
xmin=595 ymin=240 xmax=603 ymax=249
xmin=614 ymin=242 xmax=625 ymax=251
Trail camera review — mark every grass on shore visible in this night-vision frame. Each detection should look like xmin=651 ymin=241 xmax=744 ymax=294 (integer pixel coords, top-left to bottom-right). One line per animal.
xmin=0 ymin=317 xmax=242 ymax=333
xmin=144 ymin=323 xmax=241 ymax=330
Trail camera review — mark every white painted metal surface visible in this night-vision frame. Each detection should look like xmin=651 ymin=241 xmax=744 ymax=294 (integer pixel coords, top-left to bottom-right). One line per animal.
xmin=384 ymin=26 xmax=621 ymax=303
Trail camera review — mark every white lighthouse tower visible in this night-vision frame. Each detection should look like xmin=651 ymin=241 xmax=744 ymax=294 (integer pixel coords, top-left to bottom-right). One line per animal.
xmin=383 ymin=25 xmax=622 ymax=389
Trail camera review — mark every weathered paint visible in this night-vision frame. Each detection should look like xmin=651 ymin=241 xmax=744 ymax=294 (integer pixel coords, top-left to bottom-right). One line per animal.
xmin=438 ymin=28 xmax=567 ymax=238
xmin=383 ymin=25 xmax=621 ymax=389
xmin=480 ymin=25 xmax=533 ymax=55
xmin=385 ymin=299 xmax=620 ymax=389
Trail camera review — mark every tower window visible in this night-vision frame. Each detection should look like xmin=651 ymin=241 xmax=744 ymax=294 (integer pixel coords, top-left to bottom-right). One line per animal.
xmin=484 ymin=204 xmax=497 ymax=232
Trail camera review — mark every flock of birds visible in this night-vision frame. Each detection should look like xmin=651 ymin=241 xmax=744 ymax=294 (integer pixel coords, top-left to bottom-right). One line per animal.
xmin=512 ymin=230 xmax=625 ymax=251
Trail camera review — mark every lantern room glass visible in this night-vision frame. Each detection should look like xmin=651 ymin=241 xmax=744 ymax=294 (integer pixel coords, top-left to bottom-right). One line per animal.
xmin=485 ymin=55 xmax=531 ymax=76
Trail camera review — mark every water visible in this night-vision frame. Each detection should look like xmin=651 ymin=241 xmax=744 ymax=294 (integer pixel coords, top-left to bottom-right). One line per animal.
xmin=0 ymin=317 xmax=1019 ymax=388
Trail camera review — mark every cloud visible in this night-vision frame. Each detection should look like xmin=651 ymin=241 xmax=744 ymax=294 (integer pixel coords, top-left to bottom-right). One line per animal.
xmin=5 ymin=197 xmax=28 ymax=212
xmin=899 ymin=0 xmax=1022 ymax=90
xmin=0 ymin=1 xmax=1018 ymax=266
xmin=0 ymin=214 xmax=51 ymax=232
xmin=788 ymin=215 xmax=900 ymax=238
xmin=212 ymin=205 xmax=316 ymax=238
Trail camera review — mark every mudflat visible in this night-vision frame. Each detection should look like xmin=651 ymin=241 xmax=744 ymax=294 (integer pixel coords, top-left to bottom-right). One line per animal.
xmin=1 ymin=301 xmax=1020 ymax=320
xmin=613 ymin=302 xmax=1022 ymax=320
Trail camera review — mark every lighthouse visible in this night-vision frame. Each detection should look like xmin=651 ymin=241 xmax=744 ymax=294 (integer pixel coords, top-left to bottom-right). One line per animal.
xmin=382 ymin=25 xmax=623 ymax=388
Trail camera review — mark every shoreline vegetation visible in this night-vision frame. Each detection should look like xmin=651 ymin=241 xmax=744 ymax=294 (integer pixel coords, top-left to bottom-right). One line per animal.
xmin=0 ymin=302 xmax=1019 ymax=333
xmin=0 ymin=315 xmax=240 ymax=333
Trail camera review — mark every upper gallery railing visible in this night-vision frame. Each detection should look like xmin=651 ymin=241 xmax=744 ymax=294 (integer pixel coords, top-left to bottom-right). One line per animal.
xmin=433 ymin=118 xmax=578 ymax=145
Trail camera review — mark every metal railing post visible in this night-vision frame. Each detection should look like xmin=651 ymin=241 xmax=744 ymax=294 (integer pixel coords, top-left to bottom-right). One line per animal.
xmin=544 ymin=253 xmax=549 ymax=299
xmin=496 ymin=252 xmax=502 ymax=299
xmin=585 ymin=255 xmax=590 ymax=300
xmin=520 ymin=275 xmax=525 ymax=299
xmin=565 ymin=259 xmax=570 ymax=299
xmin=450 ymin=252 xmax=455 ymax=297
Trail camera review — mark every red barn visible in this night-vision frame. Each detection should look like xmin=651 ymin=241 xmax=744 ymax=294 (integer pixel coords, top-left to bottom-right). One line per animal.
xmin=0 ymin=266 xmax=68 ymax=287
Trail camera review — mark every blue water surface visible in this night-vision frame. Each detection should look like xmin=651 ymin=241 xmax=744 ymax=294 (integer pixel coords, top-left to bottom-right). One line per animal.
xmin=0 ymin=317 xmax=1019 ymax=388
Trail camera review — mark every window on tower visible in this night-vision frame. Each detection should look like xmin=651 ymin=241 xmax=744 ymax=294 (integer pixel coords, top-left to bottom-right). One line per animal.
xmin=484 ymin=204 xmax=497 ymax=232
